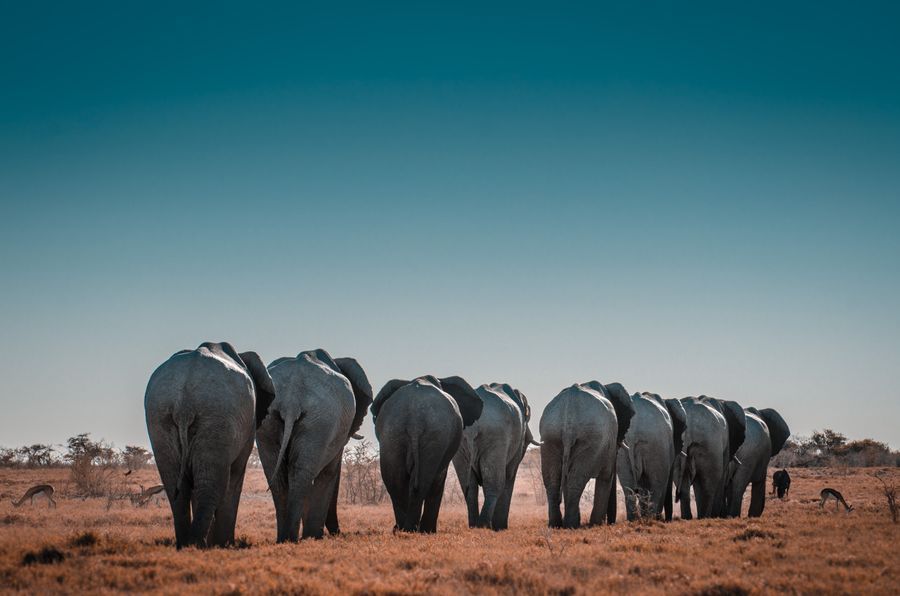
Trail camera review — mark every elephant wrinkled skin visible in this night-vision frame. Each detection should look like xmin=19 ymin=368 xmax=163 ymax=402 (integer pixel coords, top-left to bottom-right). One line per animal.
xmin=144 ymin=342 xmax=274 ymax=548
xmin=256 ymin=349 xmax=372 ymax=542
xmin=539 ymin=381 xmax=633 ymax=528
xmin=372 ymin=375 xmax=483 ymax=533
xmin=452 ymin=383 xmax=537 ymax=530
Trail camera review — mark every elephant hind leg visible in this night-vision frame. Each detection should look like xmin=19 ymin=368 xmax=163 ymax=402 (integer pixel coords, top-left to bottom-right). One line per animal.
xmin=540 ymin=442 xmax=563 ymax=528
xmin=209 ymin=447 xmax=252 ymax=547
xmin=747 ymin=479 xmax=766 ymax=517
xmin=664 ymin=474 xmax=674 ymax=522
xmin=589 ymin=470 xmax=615 ymax=526
xmin=188 ymin=461 xmax=230 ymax=547
xmin=303 ymin=455 xmax=342 ymax=539
xmin=492 ymin=465 xmax=520 ymax=531
xmin=563 ymin=473 xmax=590 ymax=529
xmin=325 ymin=459 xmax=342 ymax=536
xmin=476 ymin=464 xmax=506 ymax=529
xmin=419 ymin=468 xmax=448 ymax=533
xmin=282 ymin=467 xmax=316 ymax=542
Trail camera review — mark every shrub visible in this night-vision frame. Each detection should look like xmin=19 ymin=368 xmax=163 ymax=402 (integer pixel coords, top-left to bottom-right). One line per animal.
xmin=22 ymin=547 xmax=66 ymax=566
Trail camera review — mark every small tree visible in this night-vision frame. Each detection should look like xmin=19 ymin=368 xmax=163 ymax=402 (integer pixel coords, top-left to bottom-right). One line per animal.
xmin=65 ymin=434 xmax=121 ymax=497
xmin=122 ymin=445 xmax=152 ymax=470
xmin=17 ymin=444 xmax=56 ymax=468
xmin=810 ymin=429 xmax=847 ymax=456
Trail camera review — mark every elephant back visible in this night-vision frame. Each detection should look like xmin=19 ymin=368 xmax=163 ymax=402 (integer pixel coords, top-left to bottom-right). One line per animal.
xmin=579 ymin=381 xmax=634 ymax=445
xmin=700 ymin=396 xmax=746 ymax=459
xmin=486 ymin=382 xmax=530 ymax=421
xmin=372 ymin=378 xmax=413 ymax=422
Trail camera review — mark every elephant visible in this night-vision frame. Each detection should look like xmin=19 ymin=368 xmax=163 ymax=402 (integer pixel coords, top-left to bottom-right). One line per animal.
xmin=674 ymin=396 xmax=733 ymax=519
xmin=616 ymin=392 xmax=686 ymax=521
xmin=256 ymin=349 xmax=372 ymax=542
xmin=724 ymin=407 xmax=790 ymax=517
xmin=372 ymin=375 xmax=483 ymax=533
xmin=452 ymin=383 xmax=539 ymax=530
xmin=144 ymin=341 xmax=275 ymax=548
xmin=539 ymin=381 xmax=634 ymax=528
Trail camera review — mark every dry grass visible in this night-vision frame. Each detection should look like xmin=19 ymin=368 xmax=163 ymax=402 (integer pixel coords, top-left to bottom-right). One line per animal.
xmin=0 ymin=466 xmax=897 ymax=594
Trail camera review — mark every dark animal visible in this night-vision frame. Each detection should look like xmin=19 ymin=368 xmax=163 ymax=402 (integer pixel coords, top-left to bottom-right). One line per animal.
xmin=772 ymin=469 xmax=791 ymax=498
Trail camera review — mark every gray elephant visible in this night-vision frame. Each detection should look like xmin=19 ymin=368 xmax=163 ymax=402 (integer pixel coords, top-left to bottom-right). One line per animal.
xmin=539 ymin=381 xmax=634 ymax=528
xmin=725 ymin=407 xmax=790 ymax=517
xmin=256 ymin=349 xmax=371 ymax=542
xmin=452 ymin=383 xmax=539 ymax=530
xmin=616 ymin=392 xmax=686 ymax=521
xmin=144 ymin=342 xmax=275 ymax=548
xmin=372 ymin=375 xmax=483 ymax=533
xmin=674 ymin=396 xmax=746 ymax=519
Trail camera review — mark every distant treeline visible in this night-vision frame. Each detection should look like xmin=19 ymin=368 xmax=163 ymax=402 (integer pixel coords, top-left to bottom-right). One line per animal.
xmin=771 ymin=429 xmax=899 ymax=468
xmin=2 ymin=429 xmax=897 ymax=471
xmin=0 ymin=433 xmax=152 ymax=471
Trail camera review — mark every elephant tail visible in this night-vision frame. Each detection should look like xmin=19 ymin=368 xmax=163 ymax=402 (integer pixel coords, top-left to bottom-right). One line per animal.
xmin=172 ymin=412 xmax=195 ymax=501
xmin=406 ymin=432 xmax=420 ymax=504
xmin=270 ymin=412 xmax=297 ymax=489
xmin=560 ymin=440 xmax=572 ymax=495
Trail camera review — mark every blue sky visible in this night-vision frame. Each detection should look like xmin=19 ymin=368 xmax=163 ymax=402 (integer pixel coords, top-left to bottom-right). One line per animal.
xmin=1 ymin=2 xmax=899 ymax=449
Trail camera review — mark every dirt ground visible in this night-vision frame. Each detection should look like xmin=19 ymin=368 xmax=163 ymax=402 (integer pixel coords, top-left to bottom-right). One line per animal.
xmin=0 ymin=464 xmax=897 ymax=594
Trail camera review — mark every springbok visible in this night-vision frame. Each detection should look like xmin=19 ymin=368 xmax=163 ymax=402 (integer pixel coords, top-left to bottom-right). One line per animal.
xmin=131 ymin=484 xmax=165 ymax=507
xmin=819 ymin=488 xmax=853 ymax=512
xmin=12 ymin=484 xmax=57 ymax=508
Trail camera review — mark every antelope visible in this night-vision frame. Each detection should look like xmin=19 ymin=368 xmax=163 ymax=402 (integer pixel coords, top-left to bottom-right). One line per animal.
xmin=12 ymin=484 xmax=57 ymax=508
xmin=819 ymin=488 xmax=853 ymax=512
xmin=131 ymin=484 xmax=165 ymax=507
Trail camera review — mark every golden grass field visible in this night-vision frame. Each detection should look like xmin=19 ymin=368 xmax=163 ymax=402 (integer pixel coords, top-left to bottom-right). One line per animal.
xmin=0 ymin=463 xmax=897 ymax=595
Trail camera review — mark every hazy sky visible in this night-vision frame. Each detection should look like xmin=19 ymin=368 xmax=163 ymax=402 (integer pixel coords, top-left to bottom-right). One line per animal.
xmin=2 ymin=2 xmax=899 ymax=450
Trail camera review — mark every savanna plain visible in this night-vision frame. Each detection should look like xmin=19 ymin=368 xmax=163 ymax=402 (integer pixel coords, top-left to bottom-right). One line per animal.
xmin=1 ymin=463 xmax=897 ymax=595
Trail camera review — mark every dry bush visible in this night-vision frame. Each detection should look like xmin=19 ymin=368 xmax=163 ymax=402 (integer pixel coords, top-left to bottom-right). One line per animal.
xmin=339 ymin=440 xmax=386 ymax=505
xmin=522 ymin=449 xmax=547 ymax=505
xmin=1 ymin=466 xmax=899 ymax=594
xmin=874 ymin=472 xmax=898 ymax=523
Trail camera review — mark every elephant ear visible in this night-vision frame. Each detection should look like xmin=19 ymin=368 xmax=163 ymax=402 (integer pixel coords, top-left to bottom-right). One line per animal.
xmin=437 ymin=376 xmax=484 ymax=427
xmin=371 ymin=379 xmax=411 ymax=422
xmin=758 ymin=408 xmax=791 ymax=456
xmin=334 ymin=357 xmax=373 ymax=437
xmin=603 ymin=382 xmax=635 ymax=446
xmin=664 ymin=398 xmax=688 ymax=454
xmin=238 ymin=351 xmax=277 ymax=429
xmin=514 ymin=389 xmax=531 ymax=421
xmin=702 ymin=397 xmax=746 ymax=459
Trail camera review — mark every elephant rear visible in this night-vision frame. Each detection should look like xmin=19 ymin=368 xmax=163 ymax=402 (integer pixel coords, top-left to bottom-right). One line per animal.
xmin=373 ymin=375 xmax=482 ymax=533
xmin=144 ymin=343 xmax=266 ymax=548
xmin=539 ymin=384 xmax=620 ymax=528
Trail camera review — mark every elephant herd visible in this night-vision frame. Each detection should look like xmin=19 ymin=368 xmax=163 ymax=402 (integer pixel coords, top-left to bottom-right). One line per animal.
xmin=144 ymin=342 xmax=790 ymax=548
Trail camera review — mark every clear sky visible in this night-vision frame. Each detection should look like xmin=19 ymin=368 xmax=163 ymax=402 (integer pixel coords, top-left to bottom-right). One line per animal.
xmin=2 ymin=2 xmax=899 ymax=450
